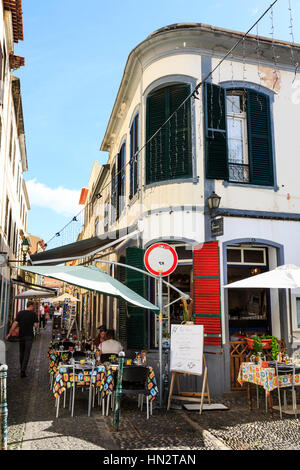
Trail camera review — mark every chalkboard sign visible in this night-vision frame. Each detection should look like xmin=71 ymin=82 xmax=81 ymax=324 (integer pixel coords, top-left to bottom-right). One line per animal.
xmin=170 ymin=324 xmax=204 ymax=376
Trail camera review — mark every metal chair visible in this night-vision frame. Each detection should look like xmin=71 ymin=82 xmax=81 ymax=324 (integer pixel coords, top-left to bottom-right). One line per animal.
xmin=121 ymin=366 xmax=152 ymax=419
xmin=55 ymin=361 xmax=96 ymax=418
xmin=275 ymin=363 xmax=298 ymax=419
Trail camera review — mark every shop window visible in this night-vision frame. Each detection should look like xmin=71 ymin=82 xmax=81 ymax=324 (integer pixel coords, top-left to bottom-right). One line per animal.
xmin=243 ymin=249 xmax=265 ymax=265
xmin=227 ymin=266 xmax=270 ymax=335
xmin=227 ymin=248 xmax=242 ymax=264
xmin=227 ymin=247 xmax=266 ymax=266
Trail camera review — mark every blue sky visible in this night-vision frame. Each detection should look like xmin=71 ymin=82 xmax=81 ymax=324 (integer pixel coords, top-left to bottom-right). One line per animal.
xmin=13 ymin=0 xmax=300 ymax=245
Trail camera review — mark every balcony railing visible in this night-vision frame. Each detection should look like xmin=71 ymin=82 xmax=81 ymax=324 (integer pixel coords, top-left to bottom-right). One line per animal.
xmin=228 ymin=162 xmax=250 ymax=184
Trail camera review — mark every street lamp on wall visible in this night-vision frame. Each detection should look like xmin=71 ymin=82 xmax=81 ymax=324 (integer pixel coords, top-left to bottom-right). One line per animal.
xmin=207 ymin=191 xmax=221 ymax=212
xmin=207 ymin=192 xmax=223 ymax=238
xmin=21 ymin=238 xmax=30 ymax=265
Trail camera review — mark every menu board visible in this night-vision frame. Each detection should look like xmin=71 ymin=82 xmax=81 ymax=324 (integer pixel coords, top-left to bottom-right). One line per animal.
xmin=170 ymin=324 xmax=204 ymax=376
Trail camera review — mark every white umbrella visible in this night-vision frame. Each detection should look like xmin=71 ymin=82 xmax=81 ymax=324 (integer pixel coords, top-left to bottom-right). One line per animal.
xmin=224 ymin=264 xmax=300 ymax=289
xmin=52 ymin=293 xmax=80 ymax=303
xmin=224 ymin=264 xmax=300 ymax=346
xmin=15 ymin=289 xmax=57 ymax=299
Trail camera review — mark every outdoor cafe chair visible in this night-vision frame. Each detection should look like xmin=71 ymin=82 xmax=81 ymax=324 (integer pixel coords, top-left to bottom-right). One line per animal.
xmin=121 ymin=365 xmax=153 ymax=420
xmin=55 ymin=361 xmax=96 ymax=418
xmin=275 ymin=362 xmax=299 ymax=419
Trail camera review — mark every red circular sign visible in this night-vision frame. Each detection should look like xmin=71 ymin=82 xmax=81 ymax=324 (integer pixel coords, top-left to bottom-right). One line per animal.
xmin=144 ymin=243 xmax=178 ymax=277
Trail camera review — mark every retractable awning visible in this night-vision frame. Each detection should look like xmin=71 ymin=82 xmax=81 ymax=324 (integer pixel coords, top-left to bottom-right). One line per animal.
xmin=30 ymin=225 xmax=140 ymax=266
xmin=16 ymin=265 xmax=159 ymax=312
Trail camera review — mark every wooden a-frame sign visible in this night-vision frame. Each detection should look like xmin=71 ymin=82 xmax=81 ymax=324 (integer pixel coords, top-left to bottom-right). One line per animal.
xmin=167 ymin=324 xmax=211 ymax=414
xmin=167 ymin=356 xmax=211 ymax=414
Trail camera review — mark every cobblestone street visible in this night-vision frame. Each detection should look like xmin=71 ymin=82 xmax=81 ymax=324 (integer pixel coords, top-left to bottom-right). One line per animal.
xmin=5 ymin=322 xmax=300 ymax=451
xmin=5 ymin=323 xmax=210 ymax=450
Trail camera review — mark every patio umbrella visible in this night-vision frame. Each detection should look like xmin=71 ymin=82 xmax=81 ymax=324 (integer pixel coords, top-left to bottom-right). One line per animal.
xmin=15 ymin=289 xmax=57 ymax=299
xmin=224 ymin=264 xmax=300 ymax=346
xmin=15 ymin=265 xmax=159 ymax=311
xmin=52 ymin=293 xmax=80 ymax=303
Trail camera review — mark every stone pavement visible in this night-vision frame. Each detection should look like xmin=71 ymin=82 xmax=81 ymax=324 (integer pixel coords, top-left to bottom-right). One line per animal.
xmin=5 ymin=323 xmax=210 ymax=450
xmin=5 ymin=324 xmax=300 ymax=451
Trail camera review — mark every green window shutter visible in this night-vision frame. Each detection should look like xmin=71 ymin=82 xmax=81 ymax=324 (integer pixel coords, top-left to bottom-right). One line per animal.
xmin=117 ymin=258 xmax=127 ymax=348
xmin=146 ymin=87 xmax=166 ymax=185
xmin=146 ymin=84 xmax=192 ymax=184
xmin=169 ymin=84 xmax=192 ymax=180
xmin=247 ymin=90 xmax=274 ymax=186
xmin=125 ymin=247 xmax=148 ymax=350
xmin=204 ymin=82 xmax=228 ymax=180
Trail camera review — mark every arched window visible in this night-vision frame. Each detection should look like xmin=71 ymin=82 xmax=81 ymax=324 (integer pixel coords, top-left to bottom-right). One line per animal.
xmin=204 ymin=83 xmax=274 ymax=186
xmin=146 ymin=83 xmax=192 ymax=185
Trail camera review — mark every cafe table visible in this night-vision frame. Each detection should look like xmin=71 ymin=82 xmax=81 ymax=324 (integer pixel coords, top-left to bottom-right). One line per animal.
xmin=237 ymin=362 xmax=300 ymax=417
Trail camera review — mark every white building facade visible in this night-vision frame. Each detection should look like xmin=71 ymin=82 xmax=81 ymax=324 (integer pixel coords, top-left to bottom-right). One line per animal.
xmin=0 ymin=0 xmax=29 ymax=341
xmin=33 ymin=23 xmax=300 ymax=396
xmin=97 ymin=24 xmax=300 ymax=395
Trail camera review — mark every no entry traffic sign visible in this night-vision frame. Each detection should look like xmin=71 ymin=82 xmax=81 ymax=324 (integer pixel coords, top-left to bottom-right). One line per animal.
xmin=144 ymin=243 xmax=178 ymax=277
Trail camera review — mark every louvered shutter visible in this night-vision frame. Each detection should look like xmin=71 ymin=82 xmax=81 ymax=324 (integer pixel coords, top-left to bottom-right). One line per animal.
xmin=146 ymin=88 xmax=166 ymax=184
xmin=117 ymin=258 xmax=127 ymax=348
xmin=146 ymin=84 xmax=192 ymax=184
xmin=247 ymin=90 xmax=274 ymax=186
xmin=125 ymin=247 xmax=148 ymax=350
xmin=168 ymin=84 xmax=192 ymax=180
xmin=204 ymin=83 xmax=228 ymax=180
xmin=193 ymin=241 xmax=222 ymax=346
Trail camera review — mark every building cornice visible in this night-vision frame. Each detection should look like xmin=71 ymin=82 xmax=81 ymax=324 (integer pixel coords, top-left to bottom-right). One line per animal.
xmin=100 ymin=23 xmax=300 ymax=152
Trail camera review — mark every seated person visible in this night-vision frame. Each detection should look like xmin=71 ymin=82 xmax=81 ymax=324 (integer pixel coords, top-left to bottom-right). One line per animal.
xmin=101 ymin=329 xmax=123 ymax=358
xmin=94 ymin=325 xmax=107 ymax=350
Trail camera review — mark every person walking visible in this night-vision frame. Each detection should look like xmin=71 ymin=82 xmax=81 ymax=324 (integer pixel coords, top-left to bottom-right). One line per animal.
xmin=49 ymin=303 xmax=54 ymax=320
xmin=5 ymin=301 xmax=39 ymax=378
xmin=44 ymin=304 xmax=49 ymax=326
xmin=39 ymin=302 xmax=46 ymax=329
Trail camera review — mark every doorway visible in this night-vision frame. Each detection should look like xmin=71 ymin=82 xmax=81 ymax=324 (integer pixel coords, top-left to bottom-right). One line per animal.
xmin=227 ymin=246 xmax=271 ymax=338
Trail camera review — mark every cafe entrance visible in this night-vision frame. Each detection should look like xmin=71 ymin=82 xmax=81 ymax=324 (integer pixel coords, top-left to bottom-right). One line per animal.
xmin=227 ymin=245 xmax=272 ymax=390
xmin=227 ymin=245 xmax=272 ymax=338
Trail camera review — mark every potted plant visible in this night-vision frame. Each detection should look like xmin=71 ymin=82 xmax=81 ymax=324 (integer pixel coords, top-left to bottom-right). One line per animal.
xmin=246 ymin=335 xmax=279 ymax=361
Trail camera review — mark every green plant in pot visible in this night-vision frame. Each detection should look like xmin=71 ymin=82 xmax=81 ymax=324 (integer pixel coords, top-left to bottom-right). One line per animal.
xmin=251 ymin=335 xmax=279 ymax=361
xmin=253 ymin=337 xmax=263 ymax=357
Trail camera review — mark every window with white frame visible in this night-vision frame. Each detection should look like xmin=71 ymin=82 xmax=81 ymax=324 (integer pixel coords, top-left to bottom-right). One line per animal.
xmin=227 ymin=247 xmax=267 ymax=266
xmin=226 ymin=90 xmax=249 ymax=183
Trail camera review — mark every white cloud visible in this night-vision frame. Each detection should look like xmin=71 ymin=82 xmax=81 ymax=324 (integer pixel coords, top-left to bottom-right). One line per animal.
xmin=26 ymin=179 xmax=81 ymax=217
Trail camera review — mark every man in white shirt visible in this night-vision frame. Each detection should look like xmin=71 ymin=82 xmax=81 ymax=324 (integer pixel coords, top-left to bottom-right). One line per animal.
xmin=101 ymin=329 xmax=123 ymax=355
xmin=39 ymin=303 xmax=46 ymax=329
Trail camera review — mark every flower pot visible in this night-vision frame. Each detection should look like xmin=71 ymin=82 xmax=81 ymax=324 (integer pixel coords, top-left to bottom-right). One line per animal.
xmin=246 ymin=338 xmax=272 ymax=350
